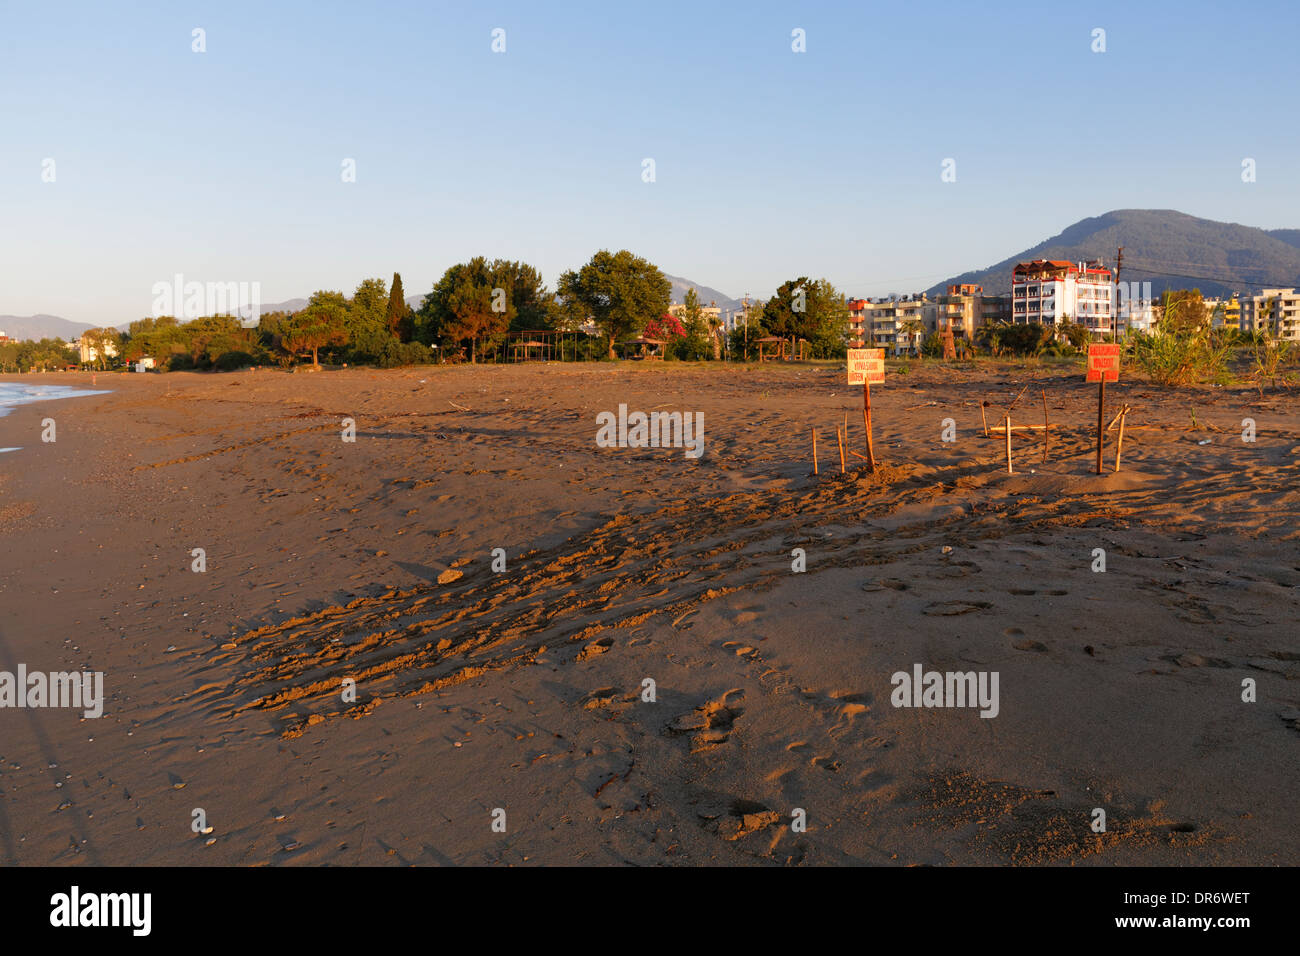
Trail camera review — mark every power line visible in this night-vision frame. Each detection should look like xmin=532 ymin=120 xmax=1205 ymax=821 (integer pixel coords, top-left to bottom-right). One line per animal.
xmin=1118 ymin=259 xmax=1296 ymax=289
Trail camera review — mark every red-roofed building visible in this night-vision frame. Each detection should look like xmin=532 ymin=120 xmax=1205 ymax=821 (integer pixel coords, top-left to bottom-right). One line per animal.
xmin=1011 ymin=259 xmax=1114 ymax=335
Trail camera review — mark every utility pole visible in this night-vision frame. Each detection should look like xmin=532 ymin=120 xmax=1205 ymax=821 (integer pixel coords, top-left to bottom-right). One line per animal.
xmin=1112 ymin=246 xmax=1123 ymax=340
xmin=743 ymin=293 xmax=750 ymax=356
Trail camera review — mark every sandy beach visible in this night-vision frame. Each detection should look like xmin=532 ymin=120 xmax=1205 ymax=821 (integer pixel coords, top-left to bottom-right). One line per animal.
xmin=0 ymin=361 xmax=1295 ymax=866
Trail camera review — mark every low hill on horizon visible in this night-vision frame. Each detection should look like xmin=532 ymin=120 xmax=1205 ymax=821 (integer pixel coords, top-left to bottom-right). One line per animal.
xmin=0 ymin=314 xmax=98 ymax=342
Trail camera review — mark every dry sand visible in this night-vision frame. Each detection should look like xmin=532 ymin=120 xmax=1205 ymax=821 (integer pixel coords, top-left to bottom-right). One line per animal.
xmin=0 ymin=361 xmax=1295 ymax=866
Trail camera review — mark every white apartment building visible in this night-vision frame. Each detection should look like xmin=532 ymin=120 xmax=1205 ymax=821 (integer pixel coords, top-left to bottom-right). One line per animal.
xmin=1239 ymin=289 xmax=1300 ymax=340
xmin=1116 ymin=297 xmax=1156 ymax=335
xmin=1011 ymin=260 xmax=1115 ymax=335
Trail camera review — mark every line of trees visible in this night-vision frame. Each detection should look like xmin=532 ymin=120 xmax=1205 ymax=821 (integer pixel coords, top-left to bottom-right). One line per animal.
xmin=0 ymin=252 xmax=865 ymax=373
xmin=114 ymin=252 xmax=853 ymax=369
xmin=0 ymin=338 xmax=80 ymax=373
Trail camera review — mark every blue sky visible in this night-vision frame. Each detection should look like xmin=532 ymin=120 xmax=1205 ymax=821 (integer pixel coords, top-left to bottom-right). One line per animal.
xmin=2 ymin=0 xmax=1298 ymax=324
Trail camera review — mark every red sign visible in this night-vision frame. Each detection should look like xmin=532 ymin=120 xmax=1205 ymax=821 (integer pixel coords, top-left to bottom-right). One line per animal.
xmin=1086 ymin=343 xmax=1120 ymax=383
xmin=847 ymin=348 xmax=885 ymax=385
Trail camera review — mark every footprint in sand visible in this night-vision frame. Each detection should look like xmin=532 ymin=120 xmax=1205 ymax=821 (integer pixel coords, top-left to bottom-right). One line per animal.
xmin=665 ymin=689 xmax=745 ymax=752
xmin=581 ymin=687 xmax=621 ymax=710
xmin=862 ymin=578 xmax=910 ymax=592
xmin=575 ymin=636 xmax=614 ymax=662
xmin=811 ymin=754 xmax=842 ymax=773
xmin=922 ymin=600 xmax=992 ymax=616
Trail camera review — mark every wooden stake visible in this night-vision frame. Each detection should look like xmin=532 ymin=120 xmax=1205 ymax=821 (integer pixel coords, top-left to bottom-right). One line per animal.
xmin=1095 ymin=378 xmax=1106 ymax=476
xmin=1005 ymin=415 xmax=1013 ymax=474
xmin=812 ymin=426 xmax=818 ymax=476
xmin=1114 ymin=410 xmax=1128 ymax=473
xmin=1041 ymin=389 xmax=1049 ymax=463
xmin=863 ymin=380 xmax=876 ymax=471
xmin=1105 ymin=403 xmax=1132 ymax=431
xmin=988 ymin=424 xmax=1054 ymax=433
xmin=836 ymin=425 xmax=846 ymax=474
xmin=1006 ymin=382 xmax=1031 ymax=415
xmin=980 ymin=401 xmax=989 ymax=437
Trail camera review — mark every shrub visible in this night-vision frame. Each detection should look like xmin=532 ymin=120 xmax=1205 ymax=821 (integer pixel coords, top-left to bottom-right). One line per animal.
xmin=213 ymin=350 xmax=256 ymax=371
xmin=375 ymin=341 xmax=435 ymax=368
xmin=1129 ymin=326 xmax=1233 ymax=386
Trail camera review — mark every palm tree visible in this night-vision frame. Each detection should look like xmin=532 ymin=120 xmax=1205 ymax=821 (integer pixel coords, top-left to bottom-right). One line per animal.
xmin=899 ymin=318 xmax=925 ymax=356
xmin=976 ymin=322 xmax=1007 ymax=357
xmin=707 ymin=315 xmax=723 ymax=360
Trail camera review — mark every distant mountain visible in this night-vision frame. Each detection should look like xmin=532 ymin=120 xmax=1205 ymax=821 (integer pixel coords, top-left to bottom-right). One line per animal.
xmin=928 ymin=210 xmax=1300 ymax=299
xmin=0 ymin=314 xmax=97 ymax=342
xmin=664 ymin=275 xmax=743 ymax=313
xmin=1267 ymin=228 xmax=1300 ymax=250
xmin=244 ymin=295 xmax=427 ymax=318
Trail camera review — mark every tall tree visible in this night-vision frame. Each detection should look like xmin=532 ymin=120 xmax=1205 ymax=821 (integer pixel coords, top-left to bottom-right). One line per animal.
xmin=760 ymin=278 xmax=811 ymax=339
xmin=490 ymin=260 xmax=555 ymax=331
xmin=675 ymin=288 xmax=711 ymax=360
xmin=80 ymin=327 xmax=122 ymax=369
xmin=557 ymin=249 xmax=671 ymax=358
xmin=280 ymin=296 xmax=350 ymax=368
xmin=386 ymin=272 xmax=414 ymax=342
xmin=346 ymin=278 xmax=392 ymax=362
xmin=418 ymin=257 xmax=512 ymax=362
xmin=760 ymin=277 xmax=850 ymax=357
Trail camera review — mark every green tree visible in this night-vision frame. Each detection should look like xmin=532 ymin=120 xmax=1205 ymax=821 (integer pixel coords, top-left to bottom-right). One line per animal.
xmin=16 ymin=338 xmax=74 ymax=371
xmin=121 ymin=316 xmax=182 ymax=365
xmin=80 ymin=327 xmax=122 ymax=369
xmin=280 ymin=298 xmax=350 ymax=368
xmin=345 ymin=278 xmax=393 ymax=363
xmin=1052 ymin=316 xmax=1091 ymax=353
xmin=490 ymin=260 xmax=555 ymax=332
xmin=177 ymin=315 xmax=256 ymax=369
xmin=759 ymin=278 xmax=850 ymax=357
xmin=386 ymin=272 xmax=414 ymax=343
xmin=672 ymin=288 xmax=711 ymax=360
xmin=418 ymin=257 xmax=512 ymax=362
xmin=557 ymin=249 xmax=671 ymax=358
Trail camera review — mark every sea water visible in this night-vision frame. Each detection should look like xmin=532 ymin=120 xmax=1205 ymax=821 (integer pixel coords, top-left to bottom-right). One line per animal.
xmin=0 ymin=382 xmax=110 ymax=451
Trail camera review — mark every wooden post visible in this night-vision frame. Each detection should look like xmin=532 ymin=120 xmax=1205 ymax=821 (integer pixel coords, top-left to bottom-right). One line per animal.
xmin=1096 ymin=378 xmax=1106 ymax=475
xmin=1114 ymin=410 xmax=1128 ymax=473
xmin=1005 ymin=415 xmax=1013 ymax=474
xmin=1041 ymin=389 xmax=1049 ymax=463
xmin=980 ymin=401 xmax=989 ymax=437
xmin=836 ymin=425 xmax=846 ymax=474
xmin=863 ymin=380 xmax=876 ymax=471
xmin=812 ymin=427 xmax=818 ymax=475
